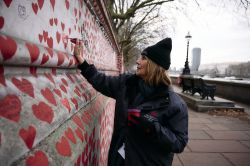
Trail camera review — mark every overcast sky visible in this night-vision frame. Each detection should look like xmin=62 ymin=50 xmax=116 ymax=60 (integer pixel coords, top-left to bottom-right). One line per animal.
xmin=167 ymin=0 xmax=250 ymax=69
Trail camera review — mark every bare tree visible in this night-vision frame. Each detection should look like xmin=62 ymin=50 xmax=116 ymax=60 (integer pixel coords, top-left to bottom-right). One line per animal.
xmin=107 ymin=0 xmax=183 ymax=70
xmin=233 ymin=0 xmax=250 ymax=10
xmin=106 ymin=0 xmax=250 ymax=70
xmin=227 ymin=62 xmax=250 ymax=78
xmin=107 ymin=0 xmax=174 ymax=31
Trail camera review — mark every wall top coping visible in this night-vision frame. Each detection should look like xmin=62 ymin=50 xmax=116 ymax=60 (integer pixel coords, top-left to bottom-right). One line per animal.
xmin=85 ymin=0 xmax=121 ymax=55
xmin=170 ymin=74 xmax=250 ymax=87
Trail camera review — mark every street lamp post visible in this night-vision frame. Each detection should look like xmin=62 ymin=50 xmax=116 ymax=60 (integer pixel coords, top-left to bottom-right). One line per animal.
xmin=182 ymin=32 xmax=192 ymax=75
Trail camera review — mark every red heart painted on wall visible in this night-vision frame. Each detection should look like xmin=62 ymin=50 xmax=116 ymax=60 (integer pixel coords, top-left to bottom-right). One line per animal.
xmin=0 ymin=95 xmax=21 ymax=122
xmin=79 ymin=11 xmax=81 ymax=20
xmin=61 ymin=22 xmax=65 ymax=31
xmin=30 ymin=67 xmax=37 ymax=77
xmin=38 ymin=0 xmax=44 ymax=9
xmin=12 ymin=78 xmax=35 ymax=98
xmin=74 ymin=88 xmax=81 ymax=98
xmin=53 ymin=88 xmax=62 ymax=98
xmin=74 ymin=8 xmax=77 ymax=17
xmin=61 ymin=78 xmax=68 ymax=87
xmin=56 ymin=136 xmax=72 ymax=157
xmin=76 ymin=156 xmax=81 ymax=166
xmin=0 ymin=35 xmax=17 ymax=61
xmin=38 ymin=34 xmax=43 ymax=43
xmin=32 ymin=3 xmax=38 ymax=15
xmin=0 ymin=16 xmax=4 ymax=29
xmin=80 ymin=83 xmax=87 ymax=90
xmin=54 ymin=18 xmax=58 ymax=26
xmin=82 ymin=93 xmax=88 ymax=101
xmin=75 ymin=86 xmax=81 ymax=93
xmin=45 ymin=47 xmax=53 ymax=57
xmin=60 ymin=85 xmax=67 ymax=94
xmin=71 ymin=98 xmax=78 ymax=110
xmin=61 ymin=98 xmax=71 ymax=112
xmin=25 ymin=42 xmax=40 ymax=63
xmin=72 ymin=116 xmax=84 ymax=130
xmin=32 ymin=102 xmax=54 ymax=124
xmin=56 ymin=31 xmax=61 ymax=44
xmin=79 ymin=0 xmax=83 ymax=8
xmin=49 ymin=18 xmax=53 ymax=26
xmin=75 ymin=127 xmax=84 ymax=142
xmin=0 ymin=66 xmax=6 ymax=86
xmin=3 ymin=0 xmax=12 ymax=8
xmin=65 ymin=127 xmax=76 ymax=144
xmin=47 ymin=37 xmax=53 ymax=48
xmin=65 ymin=0 xmax=69 ymax=10
xmin=26 ymin=150 xmax=49 ymax=166
xmin=19 ymin=125 xmax=36 ymax=149
xmin=50 ymin=0 xmax=55 ymax=11
xmin=57 ymin=52 xmax=65 ymax=66
xmin=43 ymin=30 xmax=48 ymax=42
xmin=81 ymin=111 xmax=91 ymax=125
xmin=44 ymin=73 xmax=55 ymax=84
xmin=41 ymin=88 xmax=57 ymax=106
xmin=66 ymin=73 xmax=75 ymax=83
xmin=41 ymin=54 xmax=49 ymax=65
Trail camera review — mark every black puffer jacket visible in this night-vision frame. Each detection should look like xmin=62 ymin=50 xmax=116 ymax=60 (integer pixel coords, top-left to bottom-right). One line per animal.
xmin=78 ymin=61 xmax=188 ymax=166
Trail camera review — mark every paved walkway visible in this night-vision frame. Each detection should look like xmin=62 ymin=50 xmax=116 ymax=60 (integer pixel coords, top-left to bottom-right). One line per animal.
xmin=172 ymin=106 xmax=250 ymax=166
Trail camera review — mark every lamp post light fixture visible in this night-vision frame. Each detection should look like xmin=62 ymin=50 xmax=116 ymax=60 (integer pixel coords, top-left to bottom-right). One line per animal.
xmin=182 ymin=31 xmax=192 ymax=75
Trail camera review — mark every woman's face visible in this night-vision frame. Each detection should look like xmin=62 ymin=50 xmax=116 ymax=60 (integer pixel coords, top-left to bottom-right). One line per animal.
xmin=136 ymin=55 xmax=148 ymax=79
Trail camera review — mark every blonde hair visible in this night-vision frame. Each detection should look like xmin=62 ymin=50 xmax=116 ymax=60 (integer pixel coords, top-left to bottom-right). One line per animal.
xmin=144 ymin=57 xmax=172 ymax=86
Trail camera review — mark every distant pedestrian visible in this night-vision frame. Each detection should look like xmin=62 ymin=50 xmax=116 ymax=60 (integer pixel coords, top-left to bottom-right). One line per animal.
xmin=74 ymin=38 xmax=188 ymax=166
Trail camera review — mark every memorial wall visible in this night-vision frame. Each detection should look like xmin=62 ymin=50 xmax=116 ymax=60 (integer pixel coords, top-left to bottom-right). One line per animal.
xmin=0 ymin=0 xmax=122 ymax=165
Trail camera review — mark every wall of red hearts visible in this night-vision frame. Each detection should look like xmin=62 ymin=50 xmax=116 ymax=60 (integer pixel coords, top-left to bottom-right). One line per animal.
xmin=0 ymin=0 xmax=122 ymax=165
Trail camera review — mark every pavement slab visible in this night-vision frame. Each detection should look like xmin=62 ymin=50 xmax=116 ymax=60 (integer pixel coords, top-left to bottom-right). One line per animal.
xmin=172 ymin=86 xmax=250 ymax=166
xmin=205 ymin=131 xmax=250 ymax=140
xmin=172 ymin=155 xmax=183 ymax=166
xmin=222 ymin=153 xmax=250 ymax=166
xmin=221 ymin=123 xmax=250 ymax=131
xmin=208 ymin=117 xmax=243 ymax=124
xmin=178 ymin=153 xmax=233 ymax=166
xmin=189 ymin=117 xmax=214 ymax=124
xmin=183 ymin=146 xmax=191 ymax=152
xmin=188 ymin=140 xmax=250 ymax=152
xmin=245 ymin=131 xmax=250 ymax=136
xmin=189 ymin=123 xmax=210 ymax=130
xmin=240 ymin=141 xmax=250 ymax=148
xmin=205 ymin=123 xmax=230 ymax=130
xmin=188 ymin=130 xmax=212 ymax=140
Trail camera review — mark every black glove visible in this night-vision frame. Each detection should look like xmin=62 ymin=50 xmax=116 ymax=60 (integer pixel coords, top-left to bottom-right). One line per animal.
xmin=130 ymin=113 xmax=159 ymax=135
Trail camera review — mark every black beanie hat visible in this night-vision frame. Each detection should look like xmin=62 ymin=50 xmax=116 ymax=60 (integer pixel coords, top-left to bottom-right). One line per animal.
xmin=141 ymin=38 xmax=172 ymax=70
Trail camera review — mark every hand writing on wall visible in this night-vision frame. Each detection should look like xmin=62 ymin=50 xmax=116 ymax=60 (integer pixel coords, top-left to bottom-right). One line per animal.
xmin=73 ymin=39 xmax=84 ymax=64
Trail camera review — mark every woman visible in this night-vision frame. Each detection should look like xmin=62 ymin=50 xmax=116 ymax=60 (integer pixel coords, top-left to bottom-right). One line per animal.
xmin=74 ymin=38 xmax=188 ymax=166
